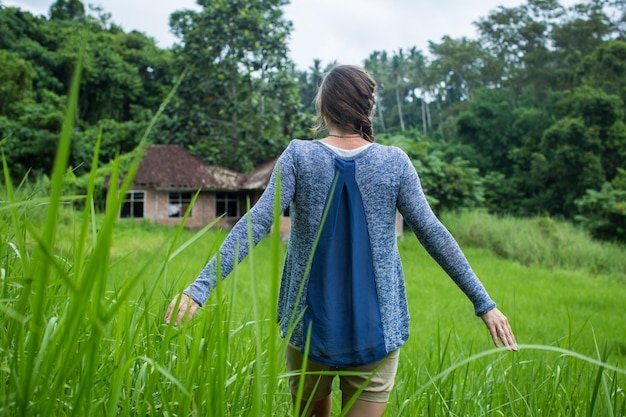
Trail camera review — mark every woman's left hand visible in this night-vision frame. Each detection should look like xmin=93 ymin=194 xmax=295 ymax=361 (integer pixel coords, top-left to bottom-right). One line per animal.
xmin=480 ymin=308 xmax=518 ymax=351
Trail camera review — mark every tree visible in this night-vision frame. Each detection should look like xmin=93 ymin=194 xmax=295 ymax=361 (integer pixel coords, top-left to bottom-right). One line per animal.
xmin=577 ymin=39 xmax=626 ymax=103
xmin=455 ymin=88 xmax=519 ymax=175
xmin=476 ymin=0 xmax=565 ymax=97
xmin=428 ymin=36 xmax=492 ymax=104
xmin=0 ymin=50 xmax=34 ymax=115
xmin=295 ymin=59 xmax=324 ymax=115
xmin=364 ymin=51 xmax=389 ymax=132
xmin=553 ymin=0 xmax=614 ymax=59
xmin=526 ymin=85 xmax=624 ymax=216
xmin=0 ymin=4 xmax=175 ymax=178
xmin=406 ymin=47 xmax=430 ymax=135
xmin=390 ymin=49 xmax=407 ymax=132
xmin=49 ymin=0 xmax=85 ymax=20
xmin=575 ymin=168 xmax=626 ymax=242
xmin=163 ymin=0 xmax=300 ymax=172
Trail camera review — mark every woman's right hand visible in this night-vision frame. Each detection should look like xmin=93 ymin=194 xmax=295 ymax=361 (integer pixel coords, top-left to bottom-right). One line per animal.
xmin=164 ymin=293 xmax=200 ymax=325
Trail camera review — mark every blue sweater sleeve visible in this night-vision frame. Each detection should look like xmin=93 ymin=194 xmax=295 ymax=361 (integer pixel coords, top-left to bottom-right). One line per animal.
xmin=395 ymin=151 xmax=496 ymax=316
xmin=184 ymin=144 xmax=297 ymax=306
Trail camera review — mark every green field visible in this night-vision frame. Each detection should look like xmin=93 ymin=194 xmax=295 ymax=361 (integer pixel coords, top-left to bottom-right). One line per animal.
xmin=2 ymin=199 xmax=623 ymax=416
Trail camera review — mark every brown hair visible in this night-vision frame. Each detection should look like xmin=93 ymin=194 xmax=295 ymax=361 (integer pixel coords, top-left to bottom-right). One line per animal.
xmin=314 ymin=65 xmax=377 ymax=142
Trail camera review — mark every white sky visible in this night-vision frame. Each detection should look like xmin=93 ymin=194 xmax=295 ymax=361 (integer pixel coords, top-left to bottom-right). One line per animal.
xmin=5 ymin=0 xmax=579 ymax=70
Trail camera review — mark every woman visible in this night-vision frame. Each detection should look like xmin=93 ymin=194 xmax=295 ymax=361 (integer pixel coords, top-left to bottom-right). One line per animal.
xmin=165 ymin=65 xmax=517 ymax=417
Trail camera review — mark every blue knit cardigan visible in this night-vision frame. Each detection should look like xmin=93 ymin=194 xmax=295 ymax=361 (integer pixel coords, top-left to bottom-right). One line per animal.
xmin=184 ymin=140 xmax=496 ymax=353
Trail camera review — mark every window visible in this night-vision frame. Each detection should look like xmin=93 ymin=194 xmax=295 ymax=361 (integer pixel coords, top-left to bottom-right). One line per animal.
xmin=120 ymin=191 xmax=145 ymax=218
xmin=168 ymin=192 xmax=193 ymax=218
xmin=215 ymin=192 xmax=239 ymax=218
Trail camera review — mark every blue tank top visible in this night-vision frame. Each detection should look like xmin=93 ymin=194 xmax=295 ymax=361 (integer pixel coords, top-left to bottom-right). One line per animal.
xmin=302 ymin=157 xmax=387 ymax=367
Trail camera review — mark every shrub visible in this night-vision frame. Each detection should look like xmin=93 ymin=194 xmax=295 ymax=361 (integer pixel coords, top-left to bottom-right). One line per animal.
xmin=575 ymin=168 xmax=626 ymax=243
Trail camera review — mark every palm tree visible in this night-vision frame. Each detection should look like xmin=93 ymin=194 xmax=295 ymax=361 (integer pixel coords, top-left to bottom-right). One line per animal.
xmin=390 ymin=49 xmax=406 ymax=132
xmin=364 ymin=51 xmax=388 ymax=132
xmin=407 ymin=47 xmax=430 ymax=135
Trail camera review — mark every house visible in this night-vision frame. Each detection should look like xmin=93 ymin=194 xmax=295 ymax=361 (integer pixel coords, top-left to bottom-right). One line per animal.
xmin=112 ymin=144 xmax=403 ymax=237
xmin=111 ymin=144 xmax=287 ymax=232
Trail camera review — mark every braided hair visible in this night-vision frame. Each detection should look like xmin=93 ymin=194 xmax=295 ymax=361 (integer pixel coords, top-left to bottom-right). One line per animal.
xmin=314 ymin=65 xmax=377 ymax=142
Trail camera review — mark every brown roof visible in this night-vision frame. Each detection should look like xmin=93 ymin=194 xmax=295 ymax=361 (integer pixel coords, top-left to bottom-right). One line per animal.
xmin=133 ymin=144 xmax=243 ymax=190
xmin=241 ymin=156 xmax=279 ymax=190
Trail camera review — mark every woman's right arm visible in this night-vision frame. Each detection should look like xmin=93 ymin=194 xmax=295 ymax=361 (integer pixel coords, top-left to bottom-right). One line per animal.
xmin=164 ymin=143 xmax=297 ymax=321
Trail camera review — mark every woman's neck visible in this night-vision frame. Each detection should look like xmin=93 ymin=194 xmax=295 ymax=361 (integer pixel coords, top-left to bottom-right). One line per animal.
xmin=321 ymin=134 xmax=371 ymax=150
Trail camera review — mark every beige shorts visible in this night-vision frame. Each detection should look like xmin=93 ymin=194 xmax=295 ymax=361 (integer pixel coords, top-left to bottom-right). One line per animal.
xmin=285 ymin=345 xmax=400 ymax=403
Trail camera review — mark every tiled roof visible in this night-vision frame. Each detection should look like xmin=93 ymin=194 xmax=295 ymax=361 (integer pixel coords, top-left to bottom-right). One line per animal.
xmin=128 ymin=144 xmax=282 ymax=191
xmin=241 ymin=156 xmax=279 ymax=190
xmin=133 ymin=144 xmax=244 ymax=190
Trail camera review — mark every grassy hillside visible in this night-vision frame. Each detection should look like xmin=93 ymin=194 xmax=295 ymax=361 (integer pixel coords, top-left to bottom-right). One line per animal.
xmin=441 ymin=210 xmax=626 ymax=278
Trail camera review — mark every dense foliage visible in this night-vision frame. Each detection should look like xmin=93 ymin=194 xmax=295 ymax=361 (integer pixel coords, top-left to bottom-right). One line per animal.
xmin=1 ymin=0 xmax=625 ymax=241
xmin=353 ymin=0 xmax=626 ymax=241
xmin=0 ymin=1 xmax=176 ymax=177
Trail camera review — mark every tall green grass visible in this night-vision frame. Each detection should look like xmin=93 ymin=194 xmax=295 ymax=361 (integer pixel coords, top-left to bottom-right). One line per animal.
xmin=3 ymin=173 xmax=626 ymax=416
xmin=1 ymin=64 xmax=625 ymax=415
xmin=441 ymin=209 xmax=626 ymax=278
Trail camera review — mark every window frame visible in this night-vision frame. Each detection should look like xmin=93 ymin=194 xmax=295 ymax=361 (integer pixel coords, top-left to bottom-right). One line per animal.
xmin=215 ymin=192 xmax=239 ymax=218
xmin=120 ymin=190 xmax=146 ymax=219
xmin=168 ymin=191 xmax=193 ymax=218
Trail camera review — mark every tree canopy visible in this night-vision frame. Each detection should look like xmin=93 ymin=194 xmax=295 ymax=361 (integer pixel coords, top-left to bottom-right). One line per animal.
xmin=157 ymin=0 xmax=302 ymax=172
xmin=0 ymin=2 xmax=175 ymax=177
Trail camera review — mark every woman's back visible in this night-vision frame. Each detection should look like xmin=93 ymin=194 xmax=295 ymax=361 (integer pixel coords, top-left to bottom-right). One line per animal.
xmin=278 ymin=139 xmax=422 ymax=354
xmin=286 ymin=140 xmax=403 ymax=255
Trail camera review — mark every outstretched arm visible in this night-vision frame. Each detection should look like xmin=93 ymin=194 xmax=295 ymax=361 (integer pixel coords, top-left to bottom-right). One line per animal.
xmin=163 ymin=144 xmax=297 ymax=324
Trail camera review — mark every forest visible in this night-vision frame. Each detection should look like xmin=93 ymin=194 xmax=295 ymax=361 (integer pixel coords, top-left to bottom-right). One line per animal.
xmin=1 ymin=0 xmax=625 ymax=242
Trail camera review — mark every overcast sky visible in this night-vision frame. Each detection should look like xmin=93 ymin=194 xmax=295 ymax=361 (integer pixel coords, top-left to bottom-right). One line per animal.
xmin=5 ymin=0 xmax=579 ymax=70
